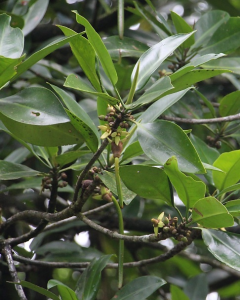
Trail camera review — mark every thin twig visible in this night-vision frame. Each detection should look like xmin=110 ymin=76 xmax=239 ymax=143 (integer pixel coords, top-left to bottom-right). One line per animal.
xmin=161 ymin=113 xmax=240 ymax=124
xmin=2 ymin=244 xmax=27 ymax=300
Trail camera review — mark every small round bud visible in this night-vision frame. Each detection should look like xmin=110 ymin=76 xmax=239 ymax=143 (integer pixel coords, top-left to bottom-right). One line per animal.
xmin=98 ymin=115 xmax=106 ymax=120
xmin=163 ymin=227 xmax=170 ymax=233
xmin=172 ymin=229 xmax=177 ymax=235
xmin=61 ymin=173 xmax=67 ymax=180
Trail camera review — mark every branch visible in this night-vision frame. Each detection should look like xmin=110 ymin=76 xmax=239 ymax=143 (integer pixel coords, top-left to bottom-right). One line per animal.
xmin=2 ymin=244 xmax=27 ymax=300
xmin=161 ymin=113 xmax=240 ymax=124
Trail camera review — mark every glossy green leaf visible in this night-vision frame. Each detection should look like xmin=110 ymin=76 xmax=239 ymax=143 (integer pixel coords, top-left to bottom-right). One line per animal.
xmin=48 ymin=280 xmax=77 ymax=300
xmin=75 ymin=255 xmax=112 ymax=300
xmin=137 ymin=121 xmax=205 ymax=173
xmin=73 ymin=11 xmax=118 ymax=86
xmin=4 ymin=147 xmax=30 ymax=164
xmin=164 ymin=157 xmax=205 ymax=208
xmin=0 ymin=177 xmax=42 ymax=193
xmin=225 ymin=200 xmax=240 ymax=217
xmin=128 ymin=76 xmax=173 ymax=108
xmin=203 ymin=57 xmax=240 ymax=75
xmin=219 ymin=91 xmax=240 ymax=117
xmin=132 ymin=32 xmax=195 ymax=91
xmin=201 ymin=17 xmax=240 ymax=54
xmin=202 ymin=229 xmax=240 ymax=272
xmin=191 ymin=10 xmax=230 ymax=51
xmin=110 ymin=276 xmax=166 ymax=300
xmin=213 ymin=150 xmax=240 ymax=190
xmin=0 ymin=56 xmax=24 ymax=88
xmin=121 ymin=141 xmax=143 ymax=163
xmin=0 ymin=160 xmax=39 ymax=180
xmin=171 ymin=11 xmax=195 ymax=48
xmin=192 ymin=197 xmax=234 ymax=228
xmin=22 ymin=0 xmax=48 ymax=35
xmin=104 ymin=36 xmax=149 ymax=59
xmin=119 ymin=165 xmax=172 ymax=205
xmin=184 ymin=274 xmax=208 ymax=300
xmin=64 ymin=74 xmax=119 ymax=105
xmin=56 ymin=150 xmax=90 ymax=168
xmin=98 ymin=171 xmax=136 ymax=205
xmin=58 ymin=25 xmax=101 ymax=92
xmin=50 ymin=85 xmax=99 ymax=152
xmin=171 ymin=285 xmax=190 ymax=300
xmin=170 ymin=69 xmax=231 ymax=92
xmin=0 ymin=14 xmax=23 ymax=58
xmin=11 ymin=34 xmax=81 ymax=82
xmin=14 ymin=280 xmax=59 ymax=300
xmin=126 ymin=62 xmax=140 ymax=105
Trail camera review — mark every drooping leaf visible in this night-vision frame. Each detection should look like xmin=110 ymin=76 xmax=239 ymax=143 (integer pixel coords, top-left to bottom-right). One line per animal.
xmin=202 ymin=57 xmax=240 ymax=75
xmin=58 ymin=25 xmax=101 ymax=92
xmin=48 ymin=280 xmax=77 ymax=300
xmin=22 ymin=0 xmax=49 ymax=36
xmin=73 ymin=11 xmax=118 ymax=86
xmin=75 ymin=255 xmax=113 ymax=300
xmin=110 ymin=276 xmax=166 ymax=300
xmin=132 ymin=32 xmax=195 ymax=91
xmin=98 ymin=171 xmax=136 ymax=205
xmin=191 ymin=10 xmax=230 ymax=51
xmin=164 ymin=157 xmax=205 ymax=208
xmin=0 ymin=160 xmax=39 ymax=180
xmin=50 ymin=85 xmax=99 ymax=152
xmin=137 ymin=121 xmax=205 ymax=173
xmin=171 ymin=11 xmax=195 ymax=48
xmin=119 ymin=165 xmax=172 ymax=205
xmin=183 ymin=274 xmax=208 ymax=300
xmin=202 ymin=228 xmax=240 ymax=272
xmin=219 ymin=91 xmax=240 ymax=117
xmin=192 ymin=197 xmax=234 ymax=228
xmin=217 ymin=183 xmax=240 ymax=197
xmin=13 ymin=280 xmax=59 ymax=300
xmin=213 ymin=150 xmax=240 ymax=190
xmin=103 ymin=36 xmax=149 ymax=59
xmin=64 ymin=74 xmax=119 ymax=105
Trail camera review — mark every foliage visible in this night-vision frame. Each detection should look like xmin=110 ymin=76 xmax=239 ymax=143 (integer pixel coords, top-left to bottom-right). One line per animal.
xmin=1 ymin=0 xmax=240 ymax=299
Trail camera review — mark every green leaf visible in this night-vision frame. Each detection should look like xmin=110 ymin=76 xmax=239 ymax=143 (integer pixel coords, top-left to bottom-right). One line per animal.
xmin=73 ymin=11 xmax=118 ymax=86
xmin=11 ymin=34 xmax=81 ymax=82
xmin=171 ymin=285 xmax=190 ymax=300
xmin=121 ymin=141 xmax=143 ymax=163
xmin=0 ymin=177 xmax=42 ymax=193
xmin=13 ymin=280 xmax=59 ymax=300
xmin=48 ymin=280 xmax=77 ymax=300
xmin=57 ymin=25 xmax=101 ymax=92
xmin=75 ymin=255 xmax=112 ymax=300
xmin=0 ymin=14 xmax=24 ymax=58
xmin=22 ymin=0 xmax=49 ymax=36
xmin=164 ymin=157 xmax=205 ymax=208
xmin=213 ymin=150 xmax=240 ymax=190
xmin=98 ymin=171 xmax=136 ymax=205
xmin=170 ymin=69 xmax=231 ymax=93
xmin=225 ymin=200 xmax=240 ymax=217
xmin=126 ymin=62 xmax=140 ymax=105
xmin=184 ymin=274 xmax=208 ymax=300
xmin=64 ymin=74 xmax=119 ymax=105
xmin=132 ymin=32 xmax=195 ymax=91
xmin=217 ymin=183 xmax=240 ymax=197
xmin=56 ymin=150 xmax=90 ymax=168
xmin=50 ymin=85 xmax=99 ymax=152
xmin=0 ymin=160 xmax=39 ymax=180
xmin=202 ymin=57 xmax=240 ymax=75
xmin=219 ymin=91 xmax=240 ymax=117
xmin=0 ymin=87 xmax=84 ymax=146
xmin=171 ymin=11 xmax=195 ymax=48
xmin=0 ymin=56 xmax=24 ymax=88
xmin=192 ymin=197 xmax=234 ymax=228
xmin=191 ymin=10 xmax=230 ymax=51
xmin=103 ymin=36 xmax=149 ymax=59
xmin=201 ymin=17 xmax=240 ymax=54
xmin=119 ymin=165 xmax=172 ymax=205
xmin=202 ymin=229 xmax=240 ymax=272
xmin=137 ymin=121 xmax=205 ymax=173
xmin=128 ymin=76 xmax=173 ymax=108
xmin=110 ymin=276 xmax=166 ymax=300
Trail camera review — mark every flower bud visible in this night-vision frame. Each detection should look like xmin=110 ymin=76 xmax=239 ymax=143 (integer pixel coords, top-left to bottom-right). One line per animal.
xmin=111 ymin=141 xmax=123 ymax=158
